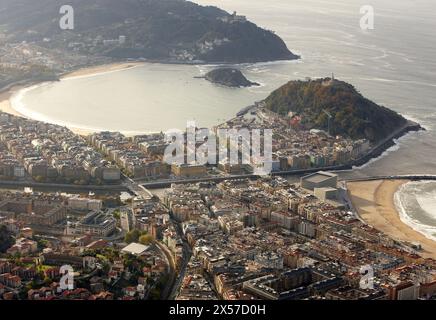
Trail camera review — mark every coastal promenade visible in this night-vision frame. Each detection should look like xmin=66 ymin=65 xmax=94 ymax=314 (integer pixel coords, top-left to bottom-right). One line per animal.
xmin=140 ymin=119 xmax=422 ymax=188
xmin=140 ymin=173 xmax=436 ymax=190
xmin=0 ymin=116 xmax=423 ymax=193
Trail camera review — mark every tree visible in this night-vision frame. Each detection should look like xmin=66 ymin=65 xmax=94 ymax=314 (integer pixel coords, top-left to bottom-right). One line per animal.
xmin=112 ymin=210 xmax=121 ymax=220
xmin=138 ymin=234 xmax=153 ymax=245
xmin=124 ymin=229 xmax=141 ymax=244
xmin=0 ymin=225 xmax=14 ymax=253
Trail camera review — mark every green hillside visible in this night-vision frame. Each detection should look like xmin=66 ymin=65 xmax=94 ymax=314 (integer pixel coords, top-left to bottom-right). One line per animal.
xmin=265 ymin=78 xmax=408 ymax=142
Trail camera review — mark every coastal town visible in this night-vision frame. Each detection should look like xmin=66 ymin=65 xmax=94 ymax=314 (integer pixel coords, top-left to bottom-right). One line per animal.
xmin=0 ymin=0 xmax=434 ymax=305
xmin=2 ymin=167 xmax=436 ymax=301
xmin=0 ymin=101 xmax=376 ymax=184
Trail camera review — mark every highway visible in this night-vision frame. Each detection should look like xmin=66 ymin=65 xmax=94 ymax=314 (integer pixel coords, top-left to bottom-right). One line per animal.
xmin=123 ymin=174 xmax=192 ymax=300
xmin=156 ymin=241 xmax=177 ymax=300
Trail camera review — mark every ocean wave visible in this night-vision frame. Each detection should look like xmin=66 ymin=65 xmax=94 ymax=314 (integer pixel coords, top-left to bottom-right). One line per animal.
xmin=394 ymin=181 xmax=436 ymax=242
xmin=401 ymin=113 xmax=432 ymax=131
xmin=352 ymin=140 xmax=401 ymax=170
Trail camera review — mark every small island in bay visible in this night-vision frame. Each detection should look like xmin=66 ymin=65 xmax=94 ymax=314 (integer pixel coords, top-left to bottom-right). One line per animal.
xmin=203 ymin=68 xmax=260 ymax=88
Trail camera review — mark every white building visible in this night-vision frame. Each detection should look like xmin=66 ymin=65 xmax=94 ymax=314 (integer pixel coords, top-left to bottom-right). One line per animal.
xmin=121 ymin=243 xmax=150 ymax=256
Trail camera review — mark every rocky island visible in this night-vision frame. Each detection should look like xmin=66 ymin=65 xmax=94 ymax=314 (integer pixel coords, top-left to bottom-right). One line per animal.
xmin=204 ymin=68 xmax=259 ymax=87
xmin=0 ymin=0 xmax=299 ymax=65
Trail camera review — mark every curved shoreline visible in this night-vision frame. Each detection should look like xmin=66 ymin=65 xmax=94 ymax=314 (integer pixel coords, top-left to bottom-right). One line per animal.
xmin=2 ymin=60 xmax=297 ymax=136
xmin=0 ymin=60 xmax=422 ymax=155
xmin=0 ymin=62 xmax=145 ymax=135
xmin=0 ymin=85 xmax=27 ymax=118
xmin=347 ymin=179 xmax=436 ymax=259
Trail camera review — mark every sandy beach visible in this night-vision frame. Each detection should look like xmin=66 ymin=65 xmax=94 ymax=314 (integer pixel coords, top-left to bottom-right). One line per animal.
xmin=60 ymin=61 xmax=144 ymax=80
xmin=347 ymin=179 xmax=436 ymax=259
xmin=0 ymin=61 xmax=144 ymax=136
xmin=0 ymin=85 xmax=27 ymax=118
